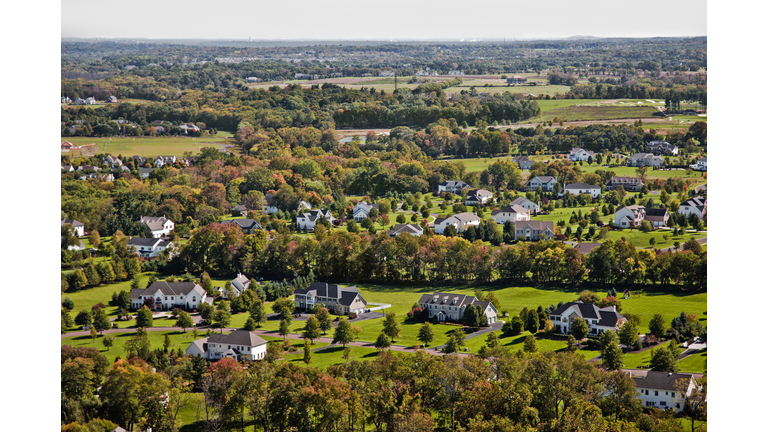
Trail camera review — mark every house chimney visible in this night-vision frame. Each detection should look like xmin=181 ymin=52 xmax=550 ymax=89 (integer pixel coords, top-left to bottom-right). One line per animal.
xmin=668 ymin=372 xmax=672 ymax=376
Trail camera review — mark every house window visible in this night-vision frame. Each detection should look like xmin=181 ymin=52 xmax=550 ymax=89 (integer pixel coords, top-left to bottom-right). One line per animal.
xmin=660 ymin=401 xmax=667 ymax=406
xmin=654 ymin=391 xmax=658 ymax=396
xmin=645 ymin=390 xmax=649 ymax=395
xmin=671 ymin=392 xmax=675 ymax=398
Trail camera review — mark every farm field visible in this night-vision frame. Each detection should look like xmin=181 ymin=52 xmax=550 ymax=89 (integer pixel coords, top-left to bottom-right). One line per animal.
xmin=528 ymin=105 xmax=660 ymax=123
xmin=61 ymin=136 xmax=231 ymax=158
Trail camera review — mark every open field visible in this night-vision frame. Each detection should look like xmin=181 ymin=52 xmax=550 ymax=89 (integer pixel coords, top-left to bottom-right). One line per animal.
xmin=529 ymin=105 xmax=659 ymax=123
xmin=61 ymin=136 xmax=231 ymax=158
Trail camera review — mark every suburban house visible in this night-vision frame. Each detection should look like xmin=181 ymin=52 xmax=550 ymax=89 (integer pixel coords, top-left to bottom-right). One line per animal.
xmin=132 ymin=156 xmax=148 ymax=167
xmin=218 ymin=273 xmax=251 ymax=299
xmin=568 ymin=148 xmax=596 ymax=162
xmin=627 ymin=153 xmax=664 ymax=168
xmin=417 ymin=292 xmax=498 ymax=324
xmin=434 ymin=212 xmax=481 ymax=234
xmin=131 ymin=281 xmax=208 ymax=310
xmin=549 ymin=301 xmax=626 ymax=335
xmin=127 ymin=237 xmax=175 ymax=258
xmin=154 ymin=156 xmax=176 ymax=167
xmin=678 ymin=197 xmax=707 ymax=219
xmin=62 ymin=165 xmax=75 ymax=172
xmin=264 ymin=194 xmax=279 ymax=214
xmin=572 ymin=242 xmax=601 ymax=255
xmin=525 ymin=176 xmax=557 ymax=192
xmin=106 ymin=96 xmax=118 ymax=103
xmin=631 ymin=371 xmax=698 ymax=412
xmin=61 ymin=141 xmax=77 ymax=151
xmin=79 ymin=173 xmax=114 ymax=182
xmin=607 ymin=176 xmax=644 ymax=191
xmin=614 ymin=205 xmax=646 ymax=228
xmin=352 ymin=202 xmax=380 ymax=222
xmin=561 ymin=183 xmax=601 ymax=198
xmin=506 ymin=76 xmax=528 ymax=85
xmin=512 ymin=155 xmax=533 ymax=170
xmin=491 ymin=205 xmax=530 ymax=224
xmin=84 ymin=97 xmax=97 ymax=105
xmin=78 ymin=165 xmax=100 ymax=172
xmin=513 ymin=220 xmax=556 ymax=241
xmin=62 ymin=96 xmax=72 ymax=104
xmin=221 ymin=218 xmax=263 ymax=234
xmin=140 ymin=216 xmax=175 ymax=238
xmin=246 ymin=77 xmax=260 ymax=82
xmin=510 ymin=196 xmax=540 ymax=213
xmin=438 ymin=180 xmax=469 ymax=194
xmin=61 ymin=218 xmax=85 ymax=237
xmin=297 ymin=200 xmax=312 ymax=213
xmin=386 ymin=224 xmax=424 ymax=237
xmin=694 ymin=157 xmax=707 ymax=171
xmin=74 ymin=98 xmax=86 ymax=105
xmin=185 ymin=330 xmax=268 ymax=361
xmin=645 ymin=208 xmax=670 ymax=228
xmin=231 ymin=204 xmax=253 ymax=217
xmin=65 ymin=238 xmax=86 ymax=251
xmin=297 ymin=209 xmax=336 ymax=231
xmin=179 ymin=123 xmax=200 ymax=133
xmin=647 ymin=140 xmax=679 ymax=155
xmin=379 ymin=71 xmax=395 ymax=77
xmin=103 ymin=155 xmax=123 ymax=168
xmin=293 ymin=282 xmax=368 ymax=315
xmin=138 ymin=167 xmax=154 ymax=178
xmin=465 ymin=189 xmax=494 ymax=205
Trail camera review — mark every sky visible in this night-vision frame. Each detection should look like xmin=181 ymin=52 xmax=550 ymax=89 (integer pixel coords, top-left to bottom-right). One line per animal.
xmin=62 ymin=0 xmax=707 ymax=40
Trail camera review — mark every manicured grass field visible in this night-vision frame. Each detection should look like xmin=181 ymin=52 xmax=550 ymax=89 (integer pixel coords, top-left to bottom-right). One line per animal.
xmin=621 ymin=340 xmax=704 ymax=372
xmin=61 ymin=136 xmax=231 ymax=158
xmin=529 ymin=105 xmax=660 ymax=123
xmin=61 ymin=329 xmax=204 ymax=364
xmin=604 ymin=228 xmax=706 ymax=249
xmin=676 ymin=348 xmax=707 ymax=374
xmin=444 ymin=84 xmax=573 ymax=96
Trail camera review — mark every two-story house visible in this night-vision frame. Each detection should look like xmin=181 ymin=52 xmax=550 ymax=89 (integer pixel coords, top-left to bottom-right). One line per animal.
xmin=140 ymin=216 xmax=175 ymax=238
xmin=512 ymin=155 xmax=533 ymax=170
xmin=61 ymin=219 xmax=85 ymax=237
xmin=131 ymin=281 xmax=208 ymax=311
xmin=185 ymin=330 xmax=268 ymax=361
xmin=627 ymin=153 xmax=664 ymax=168
xmin=465 ymin=189 xmax=494 ymax=205
xmin=568 ymin=148 xmax=595 ymax=161
xmin=614 ymin=205 xmax=646 ymax=228
xmin=103 ymin=155 xmax=123 ymax=168
xmin=491 ymin=205 xmax=531 ymax=225
xmin=352 ymin=202 xmax=380 ymax=222
xmin=648 ymin=140 xmax=679 ymax=155
xmin=127 ymin=237 xmax=175 ymax=258
xmin=695 ymin=157 xmax=707 ymax=171
xmin=525 ymin=176 xmax=557 ymax=192
xmin=510 ymin=196 xmax=540 ymax=213
xmin=297 ymin=209 xmax=336 ymax=231
xmin=561 ymin=183 xmax=602 ymax=198
xmin=513 ymin=220 xmax=555 ymax=241
xmin=631 ymin=371 xmax=698 ymax=412
xmin=386 ymin=224 xmax=424 ymax=237
xmin=549 ymin=301 xmax=626 ymax=335
xmin=678 ymin=197 xmax=706 ymax=219
xmin=293 ymin=282 xmax=368 ymax=315
xmin=645 ymin=208 xmax=670 ymax=228
xmin=438 ymin=180 xmax=469 ymax=194
xmin=154 ymin=155 xmax=176 ymax=167
xmin=417 ymin=292 xmax=498 ymax=324
xmin=219 ymin=273 xmax=252 ymax=299
xmin=607 ymin=176 xmax=644 ymax=192
xmin=434 ymin=212 xmax=481 ymax=234
xmin=221 ymin=218 xmax=263 ymax=234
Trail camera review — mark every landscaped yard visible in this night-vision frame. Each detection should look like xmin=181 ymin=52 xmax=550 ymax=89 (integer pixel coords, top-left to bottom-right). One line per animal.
xmin=61 ymin=136 xmax=231 ymax=158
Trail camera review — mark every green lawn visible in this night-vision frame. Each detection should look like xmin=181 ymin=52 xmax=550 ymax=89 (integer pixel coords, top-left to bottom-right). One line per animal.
xmin=60 ymin=136 xmax=231 ymax=158
xmin=677 ymin=348 xmax=707 ymax=374
xmin=61 ymin=329 xmax=203 ymax=364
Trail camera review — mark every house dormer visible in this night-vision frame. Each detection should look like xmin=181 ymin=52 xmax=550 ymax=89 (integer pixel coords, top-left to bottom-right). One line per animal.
xmin=442 ymin=296 xmax=448 ymax=304
xmin=452 ymin=297 xmax=458 ymax=304
xmin=433 ymin=295 xmax=439 ymax=303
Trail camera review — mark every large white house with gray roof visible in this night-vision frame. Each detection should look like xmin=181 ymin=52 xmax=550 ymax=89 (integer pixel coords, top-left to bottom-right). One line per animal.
xmin=631 ymin=371 xmax=698 ymax=412
xmin=185 ymin=330 xmax=268 ymax=361
xmin=61 ymin=218 xmax=85 ymax=237
xmin=297 ymin=209 xmax=336 ymax=231
xmin=417 ymin=292 xmax=498 ymax=324
xmin=513 ymin=220 xmax=555 ymax=241
xmin=561 ymin=183 xmax=602 ymax=198
xmin=434 ymin=212 xmax=481 ymax=234
xmin=127 ymin=237 xmax=175 ymax=258
xmin=293 ymin=282 xmax=368 ymax=315
xmin=525 ymin=176 xmax=557 ymax=191
xmin=491 ymin=205 xmax=530 ymax=224
xmin=548 ymin=301 xmax=626 ymax=335
xmin=437 ymin=180 xmax=469 ymax=194
xmin=131 ymin=281 xmax=209 ymax=311
xmin=140 ymin=216 xmax=174 ymax=238
xmin=352 ymin=201 xmax=380 ymax=222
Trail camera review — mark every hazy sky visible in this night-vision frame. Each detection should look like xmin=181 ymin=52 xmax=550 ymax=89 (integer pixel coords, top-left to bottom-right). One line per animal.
xmin=62 ymin=0 xmax=706 ymax=40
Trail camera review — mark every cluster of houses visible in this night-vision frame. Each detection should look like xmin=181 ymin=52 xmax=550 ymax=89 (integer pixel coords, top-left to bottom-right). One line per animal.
xmin=614 ymin=196 xmax=706 ymax=229
xmin=63 ymin=96 xmax=118 ymax=105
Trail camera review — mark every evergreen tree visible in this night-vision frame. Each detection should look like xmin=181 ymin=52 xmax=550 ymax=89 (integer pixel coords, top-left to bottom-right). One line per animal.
xmin=249 ymin=299 xmax=267 ymax=327
xmin=382 ymin=312 xmax=401 ymax=342
xmin=602 ymin=341 xmax=624 ymax=370
xmin=375 ymin=331 xmax=392 ymax=350
xmin=303 ymin=316 xmax=321 ymax=344
xmin=317 ymin=307 xmax=333 ymax=334
xmin=418 ymin=322 xmax=435 ymax=346
xmin=303 ymin=339 xmax=312 ymax=365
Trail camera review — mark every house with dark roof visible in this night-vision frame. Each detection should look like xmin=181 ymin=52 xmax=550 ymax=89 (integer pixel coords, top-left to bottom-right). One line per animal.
xmin=525 ymin=176 xmax=557 ymax=191
xmin=548 ymin=301 xmax=626 ymax=335
xmin=185 ymin=330 xmax=268 ymax=361
xmin=293 ymin=282 xmax=368 ymax=315
xmin=510 ymin=196 xmax=540 ymax=212
xmin=491 ymin=204 xmax=530 ymax=224
xmin=648 ymin=140 xmax=679 ymax=155
xmin=138 ymin=167 xmax=154 ymax=178
xmin=417 ymin=292 xmax=498 ymax=324
xmin=221 ymin=218 xmax=262 ymax=234
xmin=218 ymin=273 xmax=252 ymax=299
xmin=568 ymin=148 xmax=595 ymax=161
xmin=607 ymin=176 xmax=644 ymax=191
xmin=62 ymin=165 xmax=75 ymax=172
xmin=512 ymin=155 xmax=533 ymax=170
xmin=103 ymin=155 xmax=123 ymax=168
xmin=631 ymin=371 xmax=698 ymax=412
xmin=679 ymin=197 xmax=706 ymax=219
xmin=387 ymin=224 xmax=424 ymax=237
xmin=561 ymin=183 xmax=601 ymax=198
xmin=106 ymin=96 xmax=118 ymax=103
xmin=694 ymin=157 xmax=707 ymax=171
xmin=140 ymin=216 xmax=174 ymax=238
xmin=614 ymin=205 xmax=646 ymax=228
xmin=572 ymin=242 xmax=601 ymax=255
xmin=264 ymin=193 xmax=279 ymax=214
xmin=465 ymin=189 xmax=494 ymax=205
xmin=434 ymin=212 xmax=481 ymax=234
xmin=154 ymin=155 xmax=176 ymax=167
xmin=231 ymin=204 xmax=253 ymax=217
xmin=627 ymin=153 xmax=663 ymax=168
xmin=437 ymin=180 xmax=469 ymax=194
xmin=127 ymin=237 xmax=175 ymax=258
xmin=131 ymin=281 xmax=208 ymax=311
xmin=61 ymin=218 xmax=85 ymax=237
xmin=645 ymin=208 xmax=670 ymax=228
xmin=353 ymin=202 xmax=380 ymax=222
xmin=513 ymin=220 xmax=555 ymax=241
xmin=297 ymin=209 xmax=335 ymax=231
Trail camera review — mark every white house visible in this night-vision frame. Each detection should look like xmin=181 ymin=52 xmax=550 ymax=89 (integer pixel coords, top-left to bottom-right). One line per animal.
xmin=627 ymin=153 xmax=663 ymax=168
xmin=154 ymin=155 xmax=176 ymax=167
xmin=568 ymin=148 xmax=595 ymax=162
xmin=61 ymin=219 xmax=85 ymax=237
xmin=510 ymin=196 xmax=540 ymax=213
xmin=434 ymin=212 xmax=481 ymax=234
xmin=140 ymin=216 xmax=175 ymax=238
xmin=561 ymin=183 xmax=601 ymax=198
xmin=645 ymin=208 xmax=670 ymax=228
xmin=219 ymin=273 xmax=251 ymax=299
xmin=607 ymin=176 xmax=644 ymax=191
xmin=465 ymin=189 xmax=494 ymax=205
xmin=694 ymin=157 xmax=707 ymax=171
xmin=131 ymin=281 xmax=208 ymax=311
xmin=438 ymin=180 xmax=469 ymax=194
xmin=548 ymin=301 xmax=626 ymax=335
xmin=293 ymin=282 xmax=368 ymax=315
xmin=491 ymin=205 xmax=530 ymax=224
xmin=525 ymin=176 xmax=557 ymax=192
xmin=386 ymin=224 xmax=424 ymax=237
xmin=512 ymin=155 xmax=533 ymax=170
xmin=513 ymin=220 xmax=555 ymax=241
xmin=185 ymin=330 xmax=268 ymax=361
xmin=417 ymin=292 xmax=498 ymax=324
xmin=103 ymin=155 xmax=123 ymax=168
xmin=297 ymin=209 xmax=335 ymax=231
xmin=127 ymin=237 xmax=175 ymax=258
xmin=631 ymin=371 xmax=698 ymax=412
xmin=353 ymin=202 xmax=380 ymax=222
xmin=264 ymin=193 xmax=279 ymax=214
xmin=139 ymin=167 xmax=154 ymax=178
xmin=678 ymin=197 xmax=706 ymax=219
xmin=614 ymin=205 xmax=646 ymax=228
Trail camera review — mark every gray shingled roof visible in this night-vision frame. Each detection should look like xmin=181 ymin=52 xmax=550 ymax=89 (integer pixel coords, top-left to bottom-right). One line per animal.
xmin=128 ymin=237 xmax=164 ymax=247
xmin=61 ymin=218 xmax=84 ymax=227
xmin=564 ymin=183 xmax=600 ymax=190
xmin=132 ymin=281 xmax=201 ymax=299
xmin=632 ymin=371 xmax=695 ymax=391
xmin=550 ymin=301 xmax=625 ymax=325
xmin=207 ymin=330 xmax=267 ymax=347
